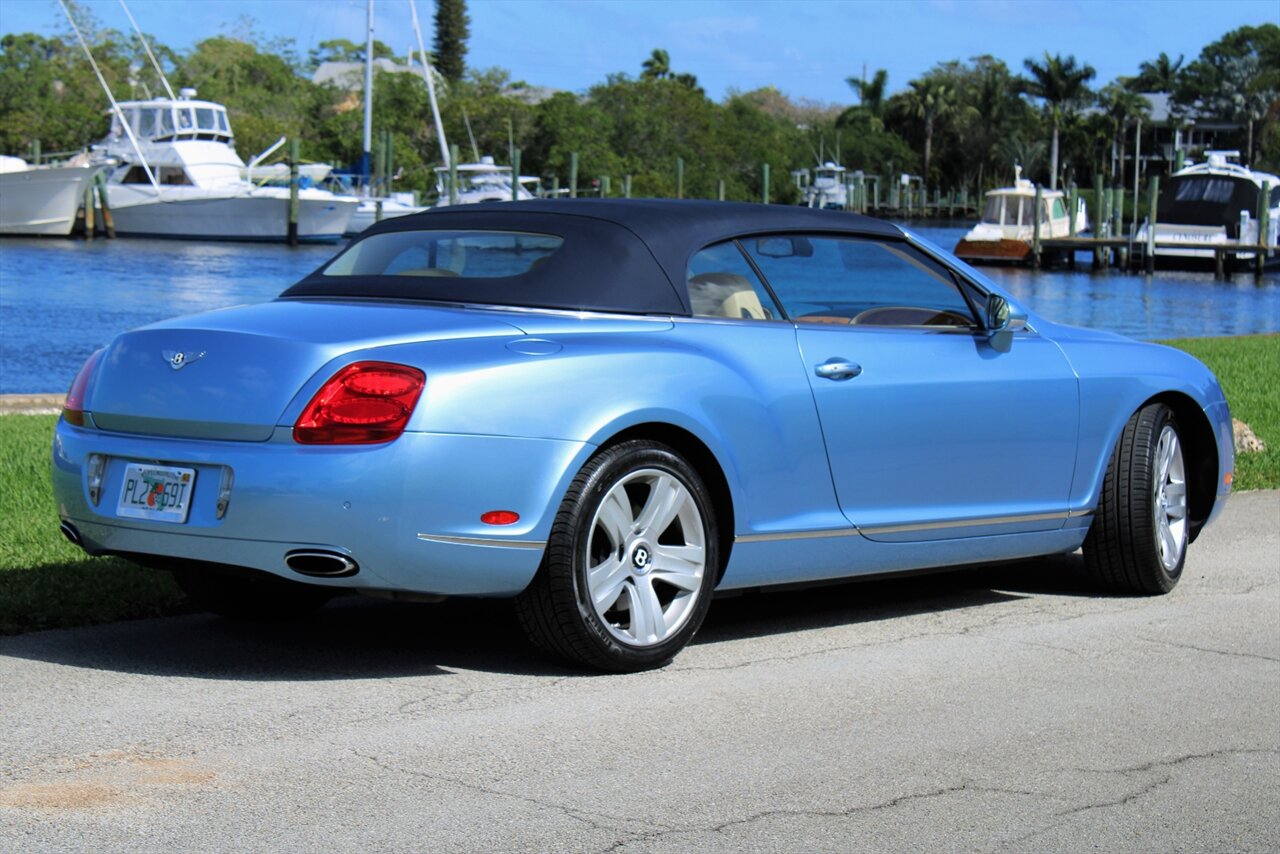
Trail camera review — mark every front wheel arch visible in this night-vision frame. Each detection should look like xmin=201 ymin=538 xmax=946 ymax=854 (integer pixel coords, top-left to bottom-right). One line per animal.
xmin=1146 ymin=392 xmax=1219 ymax=543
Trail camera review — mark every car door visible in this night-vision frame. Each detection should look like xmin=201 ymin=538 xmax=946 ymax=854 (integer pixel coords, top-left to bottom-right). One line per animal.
xmin=743 ymin=233 xmax=1080 ymax=542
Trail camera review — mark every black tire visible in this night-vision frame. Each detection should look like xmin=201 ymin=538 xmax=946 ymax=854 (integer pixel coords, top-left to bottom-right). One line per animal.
xmin=171 ymin=562 xmax=333 ymax=621
xmin=1083 ymin=402 xmax=1189 ymax=594
xmin=515 ymin=440 xmax=720 ymax=672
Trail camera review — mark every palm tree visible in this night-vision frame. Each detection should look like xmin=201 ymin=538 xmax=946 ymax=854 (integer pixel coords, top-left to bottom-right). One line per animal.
xmin=838 ymin=69 xmax=888 ymax=131
xmin=1021 ymin=52 xmax=1096 ymax=189
xmin=898 ymin=78 xmax=957 ymax=181
xmin=1134 ymin=52 xmax=1185 ymax=93
xmin=641 ymin=49 xmax=670 ymax=81
xmin=1098 ymin=83 xmax=1150 ymax=185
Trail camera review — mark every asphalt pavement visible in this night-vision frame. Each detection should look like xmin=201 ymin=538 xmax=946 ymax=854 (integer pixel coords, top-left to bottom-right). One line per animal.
xmin=2 ymin=491 xmax=1277 ymax=852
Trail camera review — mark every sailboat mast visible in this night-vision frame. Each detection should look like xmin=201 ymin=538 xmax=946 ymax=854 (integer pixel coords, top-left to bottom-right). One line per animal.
xmin=409 ymin=0 xmax=449 ymax=170
xmin=363 ymin=0 xmax=375 ymax=186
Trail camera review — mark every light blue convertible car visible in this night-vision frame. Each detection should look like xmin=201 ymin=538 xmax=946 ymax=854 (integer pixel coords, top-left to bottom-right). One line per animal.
xmin=52 ymin=200 xmax=1234 ymax=671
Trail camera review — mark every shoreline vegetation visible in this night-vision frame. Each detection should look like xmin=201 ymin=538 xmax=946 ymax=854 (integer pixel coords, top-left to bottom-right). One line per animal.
xmin=0 ymin=334 xmax=1275 ymax=638
xmin=2 ymin=14 xmax=1277 ymax=206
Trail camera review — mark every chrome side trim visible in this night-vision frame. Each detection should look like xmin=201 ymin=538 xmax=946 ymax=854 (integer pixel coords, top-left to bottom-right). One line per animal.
xmin=861 ymin=511 xmax=1072 ymax=536
xmin=735 ymin=510 xmax=1083 ymax=544
xmin=735 ymin=528 xmax=862 ymax=544
xmin=416 ymin=533 xmax=547 ymax=550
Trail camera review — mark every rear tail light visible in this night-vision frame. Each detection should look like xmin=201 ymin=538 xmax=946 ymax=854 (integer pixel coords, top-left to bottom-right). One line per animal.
xmin=294 ymin=361 xmax=426 ymax=444
xmin=63 ymin=348 xmax=105 ymax=427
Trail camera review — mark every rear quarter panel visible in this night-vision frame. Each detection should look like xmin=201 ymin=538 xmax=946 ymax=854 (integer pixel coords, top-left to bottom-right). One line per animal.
xmin=291 ymin=317 xmax=847 ymax=541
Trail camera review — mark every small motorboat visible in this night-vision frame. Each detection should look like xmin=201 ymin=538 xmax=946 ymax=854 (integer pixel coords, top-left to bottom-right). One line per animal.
xmin=955 ymin=168 xmax=1087 ymax=264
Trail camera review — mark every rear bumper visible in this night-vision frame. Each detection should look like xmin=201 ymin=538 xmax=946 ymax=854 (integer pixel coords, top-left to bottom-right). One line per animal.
xmin=52 ymin=421 xmax=592 ymax=596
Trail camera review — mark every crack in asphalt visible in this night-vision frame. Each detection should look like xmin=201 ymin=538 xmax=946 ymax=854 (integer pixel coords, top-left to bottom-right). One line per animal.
xmin=998 ymin=746 xmax=1280 ymax=849
xmin=347 ymin=747 xmax=664 ymax=838
xmin=675 ymin=599 xmax=1127 ymax=674
xmin=1138 ymin=636 xmax=1280 ymax=663
xmin=597 ymin=780 xmax=1055 ymax=853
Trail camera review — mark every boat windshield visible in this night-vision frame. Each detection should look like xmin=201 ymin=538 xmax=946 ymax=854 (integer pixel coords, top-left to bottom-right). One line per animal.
xmin=1158 ymin=175 xmax=1260 ymax=227
xmin=981 ymin=194 xmax=1049 ymax=225
xmin=981 ymin=196 xmax=1003 ymax=224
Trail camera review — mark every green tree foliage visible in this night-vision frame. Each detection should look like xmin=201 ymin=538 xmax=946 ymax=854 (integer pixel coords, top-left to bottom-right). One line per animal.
xmin=1176 ymin=24 xmax=1280 ymax=165
xmin=433 ymin=0 xmax=470 ymax=84
xmin=1096 ymin=83 xmax=1150 ymax=184
xmin=0 ymin=33 xmax=121 ymax=155
xmin=841 ymin=68 xmax=889 ymax=129
xmin=1129 ymin=52 xmax=1184 ymax=93
xmin=176 ymin=36 xmax=328 ymax=160
xmin=2 ymin=19 xmax=1271 ymax=200
xmin=891 ymin=77 xmax=959 ymax=182
xmin=1021 ymin=52 xmax=1096 ymax=188
xmin=308 ymin=38 xmax=397 ymax=69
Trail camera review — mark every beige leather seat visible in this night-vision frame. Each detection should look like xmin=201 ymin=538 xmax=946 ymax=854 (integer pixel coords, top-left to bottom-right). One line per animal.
xmin=687 ymin=272 xmax=770 ymax=320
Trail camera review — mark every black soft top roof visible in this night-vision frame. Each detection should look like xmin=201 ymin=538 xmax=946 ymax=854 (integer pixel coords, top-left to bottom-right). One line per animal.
xmin=282 ymin=199 xmax=904 ymax=315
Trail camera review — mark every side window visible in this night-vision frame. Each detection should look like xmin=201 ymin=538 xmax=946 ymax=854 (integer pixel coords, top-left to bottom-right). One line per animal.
xmin=744 ymin=235 xmax=977 ymax=328
xmin=1051 ymin=197 xmax=1067 ymax=220
xmin=686 ymin=241 xmax=781 ymax=321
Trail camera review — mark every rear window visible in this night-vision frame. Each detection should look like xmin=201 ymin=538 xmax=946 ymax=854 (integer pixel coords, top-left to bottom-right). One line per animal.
xmin=323 ymin=230 xmax=563 ymax=279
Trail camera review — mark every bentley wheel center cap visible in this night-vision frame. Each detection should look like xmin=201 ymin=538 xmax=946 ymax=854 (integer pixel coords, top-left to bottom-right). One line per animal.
xmin=631 ymin=544 xmax=653 ymax=574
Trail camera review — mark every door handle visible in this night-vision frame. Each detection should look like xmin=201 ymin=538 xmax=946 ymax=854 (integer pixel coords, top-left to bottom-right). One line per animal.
xmin=815 ymin=359 xmax=862 ymax=380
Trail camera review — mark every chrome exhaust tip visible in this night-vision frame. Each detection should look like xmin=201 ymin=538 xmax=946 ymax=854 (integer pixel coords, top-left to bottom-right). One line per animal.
xmin=285 ymin=549 xmax=359 ymax=578
xmin=60 ymin=521 xmax=82 ymax=546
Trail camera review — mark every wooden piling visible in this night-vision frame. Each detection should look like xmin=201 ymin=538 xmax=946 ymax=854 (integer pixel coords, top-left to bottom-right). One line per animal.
xmin=512 ymin=148 xmax=522 ymax=202
xmin=287 ymin=138 xmax=300 ymax=246
xmin=762 ymin=163 xmax=770 ymax=204
xmin=551 ymin=176 xmax=560 ymax=198
xmin=31 ymin=140 xmax=40 ymax=166
xmin=449 ymin=144 xmax=460 ymax=205
xmin=94 ymin=171 xmax=114 ymax=238
xmin=718 ymin=178 xmax=725 ymax=201
xmin=381 ymin=129 xmax=391 ymax=193
xmin=569 ymin=152 xmax=579 ymax=199
xmin=601 ymin=174 xmax=610 ymax=198
xmin=374 ymin=133 xmax=385 ymax=195
xmin=624 ymin=174 xmax=632 ymax=199
xmin=82 ymin=182 xmax=94 ymax=240
xmin=1032 ymin=185 xmax=1043 ymax=268
xmin=1257 ymin=181 xmax=1271 ymax=280
xmin=676 ymin=157 xmax=684 ymax=199
xmin=1092 ymin=177 xmax=1105 ymax=269
xmin=1145 ymin=176 xmax=1159 ymax=274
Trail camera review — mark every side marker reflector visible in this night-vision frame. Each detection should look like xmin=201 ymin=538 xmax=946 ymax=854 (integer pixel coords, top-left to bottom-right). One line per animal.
xmin=481 ymin=511 xmax=520 ymax=526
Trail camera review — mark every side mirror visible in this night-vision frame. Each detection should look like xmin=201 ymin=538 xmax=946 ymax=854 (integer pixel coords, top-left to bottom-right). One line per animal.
xmin=985 ymin=294 xmax=1027 ymax=351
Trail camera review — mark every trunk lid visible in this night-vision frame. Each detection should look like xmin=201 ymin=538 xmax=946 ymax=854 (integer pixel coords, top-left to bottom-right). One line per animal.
xmin=88 ymin=300 xmax=522 ymax=441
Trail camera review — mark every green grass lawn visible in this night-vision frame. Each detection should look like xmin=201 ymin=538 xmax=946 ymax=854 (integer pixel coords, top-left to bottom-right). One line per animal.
xmin=1164 ymin=334 xmax=1279 ymax=492
xmin=1 ymin=333 xmax=1275 ymax=636
xmin=0 ymin=414 xmax=187 ymax=635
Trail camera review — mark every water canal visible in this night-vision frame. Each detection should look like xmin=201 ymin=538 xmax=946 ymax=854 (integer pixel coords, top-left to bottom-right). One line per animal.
xmin=1 ymin=222 xmax=1277 ymax=394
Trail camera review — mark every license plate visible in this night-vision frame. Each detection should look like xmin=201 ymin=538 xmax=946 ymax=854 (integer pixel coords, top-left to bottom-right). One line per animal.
xmin=117 ymin=463 xmax=196 ymax=523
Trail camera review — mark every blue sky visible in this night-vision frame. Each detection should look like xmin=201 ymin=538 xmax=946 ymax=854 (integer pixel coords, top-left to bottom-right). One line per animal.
xmin=3 ymin=0 xmax=1277 ymax=104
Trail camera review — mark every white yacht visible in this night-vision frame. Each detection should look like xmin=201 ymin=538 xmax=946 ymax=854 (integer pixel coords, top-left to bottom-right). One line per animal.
xmin=0 ymin=154 xmax=103 ymax=236
xmin=954 ymin=169 xmax=1088 ymax=263
xmin=95 ymin=92 xmax=357 ymax=242
xmin=802 ymin=162 xmax=848 ymax=210
xmin=433 ymin=156 xmax=536 ymax=206
xmin=1135 ymin=151 xmax=1279 ymax=268
xmin=345 ymin=191 xmax=427 ymax=235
